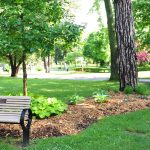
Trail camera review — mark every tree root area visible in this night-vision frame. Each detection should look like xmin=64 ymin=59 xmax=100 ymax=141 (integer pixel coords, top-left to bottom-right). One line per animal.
xmin=0 ymin=93 xmax=150 ymax=139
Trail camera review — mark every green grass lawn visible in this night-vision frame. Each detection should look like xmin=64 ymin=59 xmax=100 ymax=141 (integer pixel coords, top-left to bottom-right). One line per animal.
xmin=0 ymin=77 xmax=150 ymax=150
xmin=0 ymin=108 xmax=150 ymax=150
xmin=27 ymin=108 xmax=150 ymax=150
xmin=0 ymin=77 xmax=120 ymax=101
xmin=0 ymin=77 xmax=149 ymax=101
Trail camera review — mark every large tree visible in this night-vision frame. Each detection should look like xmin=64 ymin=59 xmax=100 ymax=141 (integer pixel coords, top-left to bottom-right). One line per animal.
xmin=93 ymin=0 xmax=119 ymax=80
xmin=104 ymin=0 xmax=118 ymax=80
xmin=0 ymin=0 xmax=67 ymax=76
xmin=0 ymin=0 xmax=69 ymax=95
xmin=114 ymin=0 xmax=138 ymax=91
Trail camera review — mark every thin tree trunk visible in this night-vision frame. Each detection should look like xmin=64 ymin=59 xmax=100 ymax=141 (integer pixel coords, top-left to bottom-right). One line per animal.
xmin=114 ymin=0 xmax=138 ymax=91
xmin=47 ymin=55 xmax=50 ymax=73
xmin=22 ymin=53 xmax=27 ymax=96
xmin=104 ymin=0 xmax=119 ymax=80
xmin=43 ymin=58 xmax=48 ymax=73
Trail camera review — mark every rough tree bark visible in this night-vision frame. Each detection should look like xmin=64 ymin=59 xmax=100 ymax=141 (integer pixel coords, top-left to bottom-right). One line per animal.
xmin=114 ymin=0 xmax=138 ymax=91
xmin=8 ymin=54 xmax=22 ymax=77
xmin=104 ymin=0 xmax=119 ymax=80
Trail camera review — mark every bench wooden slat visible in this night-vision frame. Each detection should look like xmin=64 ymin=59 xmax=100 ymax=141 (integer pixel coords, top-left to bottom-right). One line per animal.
xmin=6 ymin=101 xmax=30 ymax=104
xmin=0 ymin=111 xmax=21 ymax=114
xmin=0 ymin=104 xmax=30 ymax=107
xmin=0 ymin=112 xmax=21 ymax=117
xmin=0 ymin=96 xmax=30 ymax=99
xmin=0 ymin=116 xmax=20 ymax=123
xmin=0 ymin=108 xmax=29 ymax=112
xmin=0 ymin=96 xmax=31 ymax=123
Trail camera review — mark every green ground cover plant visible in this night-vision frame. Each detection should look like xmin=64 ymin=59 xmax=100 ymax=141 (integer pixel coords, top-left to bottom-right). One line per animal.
xmin=93 ymin=90 xmax=109 ymax=103
xmin=31 ymin=97 xmax=67 ymax=118
xmin=68 ymin=94 xmax=84 ymax=104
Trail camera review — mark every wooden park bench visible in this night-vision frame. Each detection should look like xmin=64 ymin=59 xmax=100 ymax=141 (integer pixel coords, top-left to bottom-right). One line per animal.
xmin=0 ymin=96 xmax=32 ymax=147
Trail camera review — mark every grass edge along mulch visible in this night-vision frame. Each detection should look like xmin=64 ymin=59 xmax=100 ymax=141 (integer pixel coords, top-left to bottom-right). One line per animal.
xmin=27 ymin=107 xmax=150 ymax=150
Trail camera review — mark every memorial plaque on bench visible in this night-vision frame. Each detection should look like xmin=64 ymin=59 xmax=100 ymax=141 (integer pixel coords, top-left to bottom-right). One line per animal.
xmin=0 ymin=99 xmax=6 ymax=103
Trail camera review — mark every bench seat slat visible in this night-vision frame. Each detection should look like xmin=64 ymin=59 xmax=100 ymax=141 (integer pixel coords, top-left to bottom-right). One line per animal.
xmin=0 ymin=96 xmax=30 ymax=99
xmin=0 ymin=116 xmax=20 ymax=123
xmin=0 ymin=96 xmax=31 ymax=124
xmin=0 ymin=107 xmax=29 ymax=111
xmin=6 ymin=100 xmax=30 ymax=102
xmin=0 ymin=104 xmax=30 ymax=107
xmin=5 ymin=101 xmax=30 ymax=104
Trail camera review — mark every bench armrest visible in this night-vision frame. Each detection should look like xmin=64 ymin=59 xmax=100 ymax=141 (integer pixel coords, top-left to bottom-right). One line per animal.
xmin=20 ymin=108 xmax=32 ymax=130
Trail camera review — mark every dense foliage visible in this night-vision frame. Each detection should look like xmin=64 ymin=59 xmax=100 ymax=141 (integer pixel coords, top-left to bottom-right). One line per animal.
xmin=83 ymin=28 xmax=110 ymax=66
xmin=133 ymin=0 xmax=150 ymax=49
xmin=31 ymin=97 xmax=67 ymax=119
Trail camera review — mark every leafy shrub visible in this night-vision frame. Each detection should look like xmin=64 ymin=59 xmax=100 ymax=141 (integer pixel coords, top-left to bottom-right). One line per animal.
xmin=93 ymin=90 xmax=109 ymax=103
xmin=36 ymin=67 xmax=43 ymax=71
xmin=4 ymin=65 xmax=10 ymax=72
xmin=68 ymin=94 xmax=84 ymax=105
xmin=135 ymin=85 xmax=149 ymax=95
xmin=74 ymin=67 xmax=110 ymax=73
xmin=124 ymin=86 xmax=134 ymax=94
xmin=136 ymin=51 xmax=150 ymax=66
xmin=31 ymin=97 xmax=67 ymax=119
xmin=138 ymin=65 xmax=150 ymax=71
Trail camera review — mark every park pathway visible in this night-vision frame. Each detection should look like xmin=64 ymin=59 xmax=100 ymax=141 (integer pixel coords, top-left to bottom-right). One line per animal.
xmin=0 ymin=71 xmax=150 ymax=83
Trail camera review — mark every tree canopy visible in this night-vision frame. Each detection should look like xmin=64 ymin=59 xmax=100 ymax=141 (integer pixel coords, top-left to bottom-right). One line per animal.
xmin=133 ymin=0 xmax=150 ymax=50
xmin=83 ymin=28 xmax=110 ymax=66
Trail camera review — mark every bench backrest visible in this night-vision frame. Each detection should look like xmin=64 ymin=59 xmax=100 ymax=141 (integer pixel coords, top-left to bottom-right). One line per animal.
xmin=0 ymin=96 xmax=31 ymax=117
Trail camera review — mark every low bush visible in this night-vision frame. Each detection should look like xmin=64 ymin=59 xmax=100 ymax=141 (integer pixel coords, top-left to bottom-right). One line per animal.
xmin=124 ymin=86 xmax=134 ymax=94
xmin=31 ymin=97 xmax=67 ymax=119
xmin=138 ymin=65 xmax=150 ymax=71
xmin=93 ymin=90 xmax=109 ymax=103
xmin=74 ymin=67 xmax=110 ymax=73
xmin=135 ymin=85 xmax=149 ymax=95
xmin=68 ymin=94 xmax=84 ymax=105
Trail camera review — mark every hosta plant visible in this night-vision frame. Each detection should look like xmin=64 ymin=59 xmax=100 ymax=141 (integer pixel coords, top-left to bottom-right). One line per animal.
xmin=68 ymin=94 xmax=84 ymax=105
xmin=93 ymin=90 xmax=109 ymax=103
xmin=31 ymin=97 xmax=67 ymax=119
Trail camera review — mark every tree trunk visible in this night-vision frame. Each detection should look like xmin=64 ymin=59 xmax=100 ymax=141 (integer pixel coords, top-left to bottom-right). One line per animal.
xmin=43 ymin=58 xmax=48 ymax=73
xmin=47 ymin=55 xmax=50 ymax=73
xmin=22 ymin=53 xmax=27 ymax=96
xmin=114 ymin=0 xmax=138 ymax=91
xmin=104 ymin=0 xmax=119 ymax=80
xmin=8 ymin=54 xmax=22 ymax=77
xmin=11 ymin=66 xmax=19 ymax=77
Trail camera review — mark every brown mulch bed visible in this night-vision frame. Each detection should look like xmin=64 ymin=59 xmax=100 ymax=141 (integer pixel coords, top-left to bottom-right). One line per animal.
xmin=0 ymin=93 xmax=150 ymax=139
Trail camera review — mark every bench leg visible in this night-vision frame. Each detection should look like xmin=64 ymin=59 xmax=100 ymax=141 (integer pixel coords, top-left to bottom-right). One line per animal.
xmin=22 ymin=128 xmax=30 ymax=147
xmin=20 ymin=109 xmax=32 ymax=148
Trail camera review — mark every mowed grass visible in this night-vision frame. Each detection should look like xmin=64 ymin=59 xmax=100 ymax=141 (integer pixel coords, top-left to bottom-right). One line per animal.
xmin=0 ymin=77 xmax=150 ymax=101
xmin=27 ymin=108 xmax=150 ymax=150
xmin=0 ymin=77 xmax=150 ymax=150
xmin=0 ymin=77 xmax=119 ymax=101
xmin=1 ymin=108 xmax=150 ymax=150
